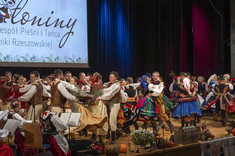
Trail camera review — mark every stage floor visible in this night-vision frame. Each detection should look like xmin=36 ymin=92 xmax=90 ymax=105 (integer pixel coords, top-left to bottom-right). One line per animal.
xmin=77 ymin=113 xmax=235 ymax=155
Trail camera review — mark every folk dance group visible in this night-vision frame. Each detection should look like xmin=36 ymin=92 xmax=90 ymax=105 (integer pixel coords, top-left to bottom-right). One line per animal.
xmin=0 ymin=70 xmax=234 ymax=156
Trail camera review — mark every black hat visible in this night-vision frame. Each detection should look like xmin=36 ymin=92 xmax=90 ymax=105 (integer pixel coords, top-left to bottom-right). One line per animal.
xmin=180 ymin=72 xmax=187 ymax=77
xmin=218 ymin=75 xmax=225 ymax=81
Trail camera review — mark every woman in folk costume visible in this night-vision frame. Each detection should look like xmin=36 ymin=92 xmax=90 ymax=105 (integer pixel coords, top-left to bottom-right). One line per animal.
xmin=0 ymin=129 xmax=14 ymax=156
xmin=206 ymin=75 xmax=232 ymax=126
xmin=203 ymin=74 xmax=218 ymax=112
xmin=40 ymin=101 xmax=71 ymax=156
xmin=7 ymin=99 xmax=35 ymax=156
xmin=135 ymin=75 xmax=160 ymax=131
xmin=149 ymin=75 xmax=174 ymax=133
xmin=66 ymin=76 xmax=108 ymax=140
xmin=169 ymin=76 xmax=180 ymax=101
xmin=197 ymin=76 xmax=208 ymax=100
xmin=171 ymin=72 xmax=202 ymax=127
xmin=13 ymin=75 xmax=27 ymax=115
xmin=224 ymin=74 xmax=235 ymax=114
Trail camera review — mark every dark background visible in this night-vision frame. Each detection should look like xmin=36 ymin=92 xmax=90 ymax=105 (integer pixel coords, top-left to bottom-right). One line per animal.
xmin=0 ymin=0 xmax=231 ymax=95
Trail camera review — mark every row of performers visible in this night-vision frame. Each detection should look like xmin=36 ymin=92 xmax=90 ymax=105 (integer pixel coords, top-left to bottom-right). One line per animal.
xmin=169 ymin=73 xmax=235 ymax=125
xmin=0 ymin=70 xmax=234 ymax=156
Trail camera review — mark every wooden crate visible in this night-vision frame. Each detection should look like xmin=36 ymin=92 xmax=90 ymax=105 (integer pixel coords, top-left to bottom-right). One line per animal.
xmin=174 ymin=126 xmax=200 ymax=146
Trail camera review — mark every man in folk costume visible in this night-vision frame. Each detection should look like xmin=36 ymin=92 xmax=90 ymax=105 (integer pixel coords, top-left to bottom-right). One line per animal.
xmin=4 ymin=71 xmax=13 ymax=87
xmin=150 ymin=71 xmax=174 ymax=133
xmin=0 ymin=76 xmax=12 ymax=110
xmin=207 ymin=75 xmax=232 ymax=126
xmin=99 ymin=71 xmax=128 ymax=144
xmin=51 ymin=69 xmax=79 ymax=115
xmin=18 ymin=71 xmax=51 ymax=122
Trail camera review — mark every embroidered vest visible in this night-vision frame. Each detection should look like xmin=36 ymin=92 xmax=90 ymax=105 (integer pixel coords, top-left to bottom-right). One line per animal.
xmin=29 ymin=83 xmax=43 ymax=105
xmin=51 ymin=82 xmax=66 ymax=108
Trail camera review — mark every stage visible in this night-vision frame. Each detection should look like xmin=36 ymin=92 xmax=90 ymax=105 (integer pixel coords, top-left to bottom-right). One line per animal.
xmin=74 ymin=113 xmax=235 ymax=156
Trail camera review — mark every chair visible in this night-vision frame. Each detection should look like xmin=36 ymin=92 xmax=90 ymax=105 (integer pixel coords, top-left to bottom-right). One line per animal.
xmin=22 ymin=123 xmax=51 ymax=154
xmin=0 ymin=120 xmax=17 ymax=155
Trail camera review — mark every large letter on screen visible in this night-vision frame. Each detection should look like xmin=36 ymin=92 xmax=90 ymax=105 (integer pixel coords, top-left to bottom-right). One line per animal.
xmin=0 ymin=0 xmax=88 ymax=67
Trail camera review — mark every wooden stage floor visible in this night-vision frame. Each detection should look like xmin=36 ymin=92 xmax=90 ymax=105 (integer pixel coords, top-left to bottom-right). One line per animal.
xmin=76 ymin=113 xmax=235 ymax=155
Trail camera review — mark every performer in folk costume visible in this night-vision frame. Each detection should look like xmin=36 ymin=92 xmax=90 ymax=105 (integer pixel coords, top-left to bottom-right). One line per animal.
xmin=150 ymin=71 xmax=174 ymax=133
xmin=98 ymin=71 xmax=128 ymax=144
xmin=171 ymin=72 xmax=202 ymax=127
xmin=88 ymin=75 xmax=109 ymax=140
xmin=4 ymin=71 xmax=13 ymax=87
xmin=90 ymin=74 xmax=104 ymax=95
xmin=0 ymin=77 xmax=12 ymax=111
xmin=7 ymin=99 xmax=35 ymax=156
xmin=18 ymin=71 xmax=51 ymax=122
xmin=169 ymin=76 xmax=180 ymax=101
xmin=13 ymin=75 xmax=27 ymax=113
xmin=224 ymin=74 xmax=235 ymax=113
xmin=0 ymin=129 xmax=14 ymax=156
xmin=119 ymin=77 xmax=140 ymax=134
xmin=65 ymin=76 xmax=108 ymax=139
xmin=206 ymin=75 xmax=233 ymax=126
xmin=197 ymin=76 xmax=208 ymax=100
xmin=40 ymin=101 xmax=71 ymax=156
xmin=203 ymin=74 xmax=218 ymax=113
xmin=135 ymin=75 xmax=160 ymax=131
xmin=50 ymin=69 xmax=78 ymax=115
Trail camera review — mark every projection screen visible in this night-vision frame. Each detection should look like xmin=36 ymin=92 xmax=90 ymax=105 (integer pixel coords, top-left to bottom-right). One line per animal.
xmin=0 ymin=0 xmax=88 ymax=67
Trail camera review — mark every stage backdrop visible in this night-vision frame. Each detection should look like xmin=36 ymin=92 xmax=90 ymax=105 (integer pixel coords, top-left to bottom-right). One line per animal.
xmin=0 ymin=0 xmax=88 ymax=67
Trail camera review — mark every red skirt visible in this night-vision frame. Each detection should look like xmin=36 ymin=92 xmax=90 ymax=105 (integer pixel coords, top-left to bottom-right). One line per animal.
xmin=0 ymin=144 xmax=13 ymax=156
xmin=43 ymin=135 xmax=71 ymax=156
xmin=227 ymin=97 xmax=235 ymax=113
xmin=15 ymin=131 xmax=36 ymax=156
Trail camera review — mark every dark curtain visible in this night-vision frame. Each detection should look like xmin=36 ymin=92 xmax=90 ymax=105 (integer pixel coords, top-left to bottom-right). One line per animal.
xmin=192 ymin=0 xmax=230 ymax=76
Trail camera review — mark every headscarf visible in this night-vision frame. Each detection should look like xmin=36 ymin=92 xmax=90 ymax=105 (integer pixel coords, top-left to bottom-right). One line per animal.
xmin=140 ymin=75 xmax=148 ymax=91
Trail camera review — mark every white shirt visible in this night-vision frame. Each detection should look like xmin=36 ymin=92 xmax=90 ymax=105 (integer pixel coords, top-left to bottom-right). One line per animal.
xmin=56 ymin=80 xmax=78 ymax=102
xmin=183 ymin=78 xmax=190 ymax=90
xmin=18 ymin=80 xmax=51 ymax=102
xmin=100 ymin=82 xmax=128 ymax=102
xmin=148 ymin=83 xmax=164 ymax=96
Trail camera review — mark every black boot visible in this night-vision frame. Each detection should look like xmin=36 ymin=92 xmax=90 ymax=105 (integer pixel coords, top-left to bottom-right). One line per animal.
xmin=222 ymin=118 xmax=226 ymax=127
xmin=110 ymin=131 xmax=116 ymax=144
xmin=185 ymin=122 xmax=189 ymax=127
xmin=190 ymin=120 xmax=194 ymax=126
xmin=181 ymin=119 xmax=185 ymax=128
xmin=134 ymin=122 xmax=139 ymax=130
xmin=142 ymin=122 xmax=148 ymax=129
xmin=106 ymin=129 xmax=110 ymax=139
xmin=196 ymin=116 xmax=201 ymax=123
xmin=79 ymin=129 xmax=87 ymax=137
xmin=152 ymin=122 xmax=157 ymax=132
xmin=166 ymin=120 xmax=174 ymax=133
xmin=123 ymin=126 xmax=131 ymax=135
xmin=91 ymin=133 xmax=96 ymax=140
xmin=116 ymin=129 xmax=122 ymax=140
